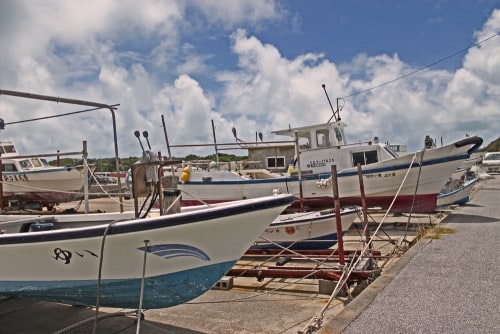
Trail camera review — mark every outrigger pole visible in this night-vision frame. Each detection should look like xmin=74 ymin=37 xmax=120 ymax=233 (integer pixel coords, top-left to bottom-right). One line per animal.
xmin=0 ymin=89 xmax=124 ymax=212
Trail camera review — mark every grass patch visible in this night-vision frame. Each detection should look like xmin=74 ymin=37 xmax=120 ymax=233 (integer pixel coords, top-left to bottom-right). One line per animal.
xmin=433 ymin=227 xmax=455 ymax=234
xmin=424 ymin=226 xmax=455 ymax=239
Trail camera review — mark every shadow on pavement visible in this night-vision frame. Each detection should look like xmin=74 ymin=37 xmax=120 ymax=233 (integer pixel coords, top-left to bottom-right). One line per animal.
xmin=0 ymin=297 xmax=204 ymax=334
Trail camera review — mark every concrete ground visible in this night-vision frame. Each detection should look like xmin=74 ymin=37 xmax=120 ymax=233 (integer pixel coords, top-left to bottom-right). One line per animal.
xmin=320 ymin=175 xmax=499 ymax=334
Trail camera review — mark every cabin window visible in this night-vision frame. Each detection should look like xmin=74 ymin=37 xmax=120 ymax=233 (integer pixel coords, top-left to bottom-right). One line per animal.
xmin=316 ymin=129 xmax=330 ymax=147
xmin=298 ymin=136 xmax=311 ymax=149
xmin=31 ymin=159 xmax=43 ymax=168
xmin=0 ymin=145 xmax=16 ymax=154
xmin=2 ymin=163 xmax=17 ymax=172
xmin=266 ymin=156 xmax=286 ymax=169
xmin=352 ymin=150 xmax=379 ymax=166
xmin=40 ymin=158 xmax=49 ymax=166
xmin=334 ymin=128 xmax=343 ymax=143
xmin=20 ymin=159 xmax=32 ymax=168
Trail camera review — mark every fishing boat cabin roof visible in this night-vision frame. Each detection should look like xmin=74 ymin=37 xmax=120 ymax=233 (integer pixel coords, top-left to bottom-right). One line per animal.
xmin=272 ymin=121 xmax=348 ymax=150
xmin=0 ymin=141 xmax=18 ymax=158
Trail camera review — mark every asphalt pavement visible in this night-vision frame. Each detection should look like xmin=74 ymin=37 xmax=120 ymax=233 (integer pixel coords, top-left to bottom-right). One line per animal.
xmin=320 ymin=175 xmax=500 ymax=334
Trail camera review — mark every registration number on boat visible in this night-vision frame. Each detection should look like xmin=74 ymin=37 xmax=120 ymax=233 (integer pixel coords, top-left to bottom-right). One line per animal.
xmin=364 ymin=172 xmax=396 ymax=179
xmin=2 ymin=174 xmax=29 ymax=182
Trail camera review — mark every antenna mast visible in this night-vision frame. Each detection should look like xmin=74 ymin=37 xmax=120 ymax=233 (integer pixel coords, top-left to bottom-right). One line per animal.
xmin=322 ymin=84 xmax=343 ymax=123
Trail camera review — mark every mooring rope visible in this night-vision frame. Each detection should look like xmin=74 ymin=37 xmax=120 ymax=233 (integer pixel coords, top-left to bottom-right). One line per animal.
xmin=402 ymin=149 xmax=426 ymax=244
xmin=50 ymin=218 xmax=140 ymax=334
xmin=51 ymin=310 xmax=138 ymax=334
xmin=136 ymin=239 xmax=150 ymax=334
xmin=92 ymin=218 xmax=121 ymax=334
xmin=0 ymin=179 xmax=130 ymax=199
xmin=299 ymin=152 xmax=419 ymax=334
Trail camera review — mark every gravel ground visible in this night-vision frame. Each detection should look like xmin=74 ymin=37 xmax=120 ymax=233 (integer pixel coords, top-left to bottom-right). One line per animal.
xmin=336 ymin=176 xmax=500 ymax=334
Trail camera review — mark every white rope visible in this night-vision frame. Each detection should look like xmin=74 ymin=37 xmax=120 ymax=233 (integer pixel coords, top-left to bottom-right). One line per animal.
xmin=299 ymin=152 xmax=419 ymax=334
xmin=136 ymin=239 xmax=150 ymax=334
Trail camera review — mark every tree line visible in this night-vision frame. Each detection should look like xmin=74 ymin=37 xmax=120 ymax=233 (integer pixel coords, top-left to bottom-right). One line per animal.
xmin=49 ymin=153 xmax=248 ymax=172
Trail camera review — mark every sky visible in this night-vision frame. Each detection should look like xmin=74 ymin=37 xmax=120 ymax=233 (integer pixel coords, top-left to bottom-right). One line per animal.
xmin=0 ymin=0 xmax=499 ymax=161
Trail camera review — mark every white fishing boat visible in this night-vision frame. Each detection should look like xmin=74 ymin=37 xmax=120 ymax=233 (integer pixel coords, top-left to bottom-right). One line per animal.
xmin=436 ymin=170 xmax=478 ymax=209
xmin=253 ymin=206 xmax=360 ymax=250
xmin=0 ymin=203 xmax=360 ymax=251
xmin=0 ymin=194 xmax=294 ymax=309
xmin=0 ymin=141 xmax=86 ymax=208
xmin=176 ymin=121 xmax=483 ymax=213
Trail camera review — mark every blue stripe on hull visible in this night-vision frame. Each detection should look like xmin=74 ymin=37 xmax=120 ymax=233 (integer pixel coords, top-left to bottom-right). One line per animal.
xmin=251 ymin=232 xmax=342 ymax=250
xmin=0 ymin=261 xmax=235 ymax=309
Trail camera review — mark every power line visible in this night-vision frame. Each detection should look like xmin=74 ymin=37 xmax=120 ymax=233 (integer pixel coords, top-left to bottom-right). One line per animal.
xmin=341 ymin=32 xmax=499 ymax=99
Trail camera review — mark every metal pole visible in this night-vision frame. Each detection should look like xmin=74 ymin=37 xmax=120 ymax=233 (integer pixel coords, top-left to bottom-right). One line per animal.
xmin=161 ymin=115 xmax=172 ymax=159
xmin=132 ymin=164 xmax=139 ymax=218
xmin=357 ymin=163 xmax=372 ymax=250
xmin=0 ymin=155 xmax=3 ymax=210
xmin=211 ymin=119 xmax=219 ymax=167
xmin=161 ymin=115 xmax=176 ymax=179
xmin=109 ymin=107 xmax=124 ymax=213
xmin=157 ymin=152 xmax=164 ymax=216
xmin=331 ymin=165 xmax=345 ymax=265
xmin=0 ymin=89 xmax=123 ymax=211
xmin=294 ymin=132 xmax=304 ymax=210
xmin=83 ymin=141 xmax=90 ymax=214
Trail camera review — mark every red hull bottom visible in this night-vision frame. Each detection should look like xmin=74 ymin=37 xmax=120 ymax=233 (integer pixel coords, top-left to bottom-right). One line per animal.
xmin=294 ymin=194 xmax=438 ymax=213
xmin=182 ymin=193 xmax=438 ymax=213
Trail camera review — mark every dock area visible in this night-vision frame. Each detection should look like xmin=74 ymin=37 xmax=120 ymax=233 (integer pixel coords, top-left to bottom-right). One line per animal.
xmin=0 ymin=176 xmax=498 ymax=333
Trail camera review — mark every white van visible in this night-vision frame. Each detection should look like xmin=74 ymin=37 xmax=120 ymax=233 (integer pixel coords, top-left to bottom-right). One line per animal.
xmin=481 ymin=152 xmax=500 ymax=173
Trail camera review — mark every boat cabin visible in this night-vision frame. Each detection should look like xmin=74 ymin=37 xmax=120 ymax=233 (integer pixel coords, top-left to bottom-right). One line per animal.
xmin=0 ymin=141 xmax=18 ymax=157
xmin=272 ymin=121 xmax=348 ymax=150
xmin=0 ymin=141 xmax=51 ymax=172
xmin=269 ymin=122 xmax=398 ymax=174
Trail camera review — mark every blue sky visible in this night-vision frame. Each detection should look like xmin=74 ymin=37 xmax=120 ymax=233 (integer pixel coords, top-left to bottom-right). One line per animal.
xmin=278 ymin=1 xmax=494 ymax=69
xmin=0 ymin=0 xmax=499 ymax=159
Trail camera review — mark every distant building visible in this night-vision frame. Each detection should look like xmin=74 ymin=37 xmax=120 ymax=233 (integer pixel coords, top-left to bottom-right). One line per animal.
xmin=245 ymin=143 xmax=295 ymax=172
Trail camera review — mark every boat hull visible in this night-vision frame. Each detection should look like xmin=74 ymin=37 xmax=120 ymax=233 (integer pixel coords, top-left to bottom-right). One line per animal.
xmin=0 ymin=194 xmax=294 ymax=309
xmin=253 ymin=207 xmax=360 ymax=250
xmin=2 ymin=166 xmax=85 ymax=204
xmin=179 ymin=137 xmax=479 ymax=213
xmin=437 ymin=177 xmax=478 ymax=209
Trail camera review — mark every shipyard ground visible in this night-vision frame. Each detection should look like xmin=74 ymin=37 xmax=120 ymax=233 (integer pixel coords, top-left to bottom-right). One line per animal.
xmin=1 ymin=176 xmax=498 ymax=333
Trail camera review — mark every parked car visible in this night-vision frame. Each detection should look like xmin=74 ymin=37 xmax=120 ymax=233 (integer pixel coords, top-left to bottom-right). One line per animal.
xmin=481 ymin=152 xmax=500 ymax=173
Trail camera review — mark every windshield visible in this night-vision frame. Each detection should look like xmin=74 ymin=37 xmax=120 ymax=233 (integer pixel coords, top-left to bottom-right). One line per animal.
xmin=383 ymin=146 xmax=398 ymax=158
xmin=484 ymin=153 xmax=500 ymax=160
xmin=0 ymin=144 xmax=16 ymax=154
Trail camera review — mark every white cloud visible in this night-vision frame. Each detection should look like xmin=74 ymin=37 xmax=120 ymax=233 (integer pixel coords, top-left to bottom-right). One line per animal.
xmin=0 ymin=1 xmax=498 ymax=163
xmin=191 ymin=0 xmax=284 ymax=29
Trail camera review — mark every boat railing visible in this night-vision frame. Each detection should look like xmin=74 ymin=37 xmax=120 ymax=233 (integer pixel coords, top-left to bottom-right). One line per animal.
xmin=0 ymin=150 xmax=86 ymax=161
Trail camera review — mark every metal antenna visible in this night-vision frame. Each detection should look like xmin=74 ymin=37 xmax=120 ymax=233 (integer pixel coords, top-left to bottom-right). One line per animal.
xmin=322 ymin=84 xmax=341 ymax=123
xmin=142 ymin=131 xmax=152 ymax=149
xmin=134 ymin=130 xmax=145 ymax=152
